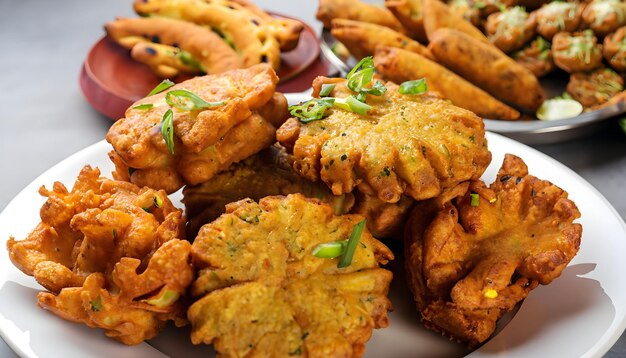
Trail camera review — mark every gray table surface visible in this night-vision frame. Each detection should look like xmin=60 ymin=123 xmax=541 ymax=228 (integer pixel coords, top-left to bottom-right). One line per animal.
xmin=1 ymin=0 xmax=625 ymax=357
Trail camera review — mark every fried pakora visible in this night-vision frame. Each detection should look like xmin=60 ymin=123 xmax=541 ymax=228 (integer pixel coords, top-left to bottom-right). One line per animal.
xmin=385 ymin=0 xmax=428 ymax=42
xmin=317 ymin=0 xmax=404 ymax=32
xmin=552 ymin=31 xmax=604 ymax=73
xmin=512 ymin=36 xmax=555 ymax=77
xmin=422 ymin=0 xmax=490 ymax=44
xmin=566 ymin=67 xmax=624 ymax=108
xmin=183 ymin=144 xmax=413 ymax=239
xmin=330 ymin=19 xmax=433 ymax=61
xmin=535 ymin=1 xmax=582 ymax=41
xmin=276 ymin=76 xmax=492 ymax=204
xmin=485 ymin=6 xmax=537 ymax=53
xmin=107 ymin=64 xmax=289 ymax=193
xmin=447 ymin=0 xmax=482 ymax=28
xmin=582 ymin=0 xmax=626 ymax=37
xmin=603 ymin=26 xmax=626 ymax=71
xmin=188 ymin=194 xmax=394 ymax=357
xmin=405 ymin=154 xmax=582 ymax=347
xmin=6 ymin=166 xmax=193 ymax=345
xmin=105 ymin=17 xmax=240 ymax=78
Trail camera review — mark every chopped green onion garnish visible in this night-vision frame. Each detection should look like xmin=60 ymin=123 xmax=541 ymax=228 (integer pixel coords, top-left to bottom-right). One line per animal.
xmin=338 ymin=219 xmax=367 ymax=268
xmin=132 ymin=103 xmax=154 ymax=111
xmin=470 ymin=193 xmax=480 ymax=207
xmin=90 ymin=295 xmax=103 ymax=312
xmin=148 ymin=79 xmax=175 ymax=96
xmin=289 ymin=98 xmax=335 ymax=122
xmin=161 ymin=109 xmax=175 ymax=155
xmin=399 ymin=79 xmax=428 ymax=95
xmin=312 ymin=240 xmax=348 ymax=259
xmin=344 ymin=95 xmax=372 ymax=115
xmin=154 ymin=195 xmax=163 ymax=208
xmin=165 ymin=89 xmax=225 ymax=111
xmin=319 ymin=83 xmax=336 ymax=97
xmin=145 ymin=289 xmax=180 ymax=308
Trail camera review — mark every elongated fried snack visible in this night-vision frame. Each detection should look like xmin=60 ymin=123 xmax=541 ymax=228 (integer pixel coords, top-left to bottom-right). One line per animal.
xmin=552 ymin=31 xmax=603 ymax=73
xmin=566 ymin=67 xmax=624 ymax=108
xmin=331 ymin=19 xmax=433 ymax=61
xmin=582 ymin=0 xmax=626 ymax=37
xmin=375 ymin=46 xmax=520 ymax=120
xmin=535 ymin=1 xmax=582 ymax=41
xmin=422 ymin=0 xmax=489 ymax=43
xmin=105 ymin=17 xmax=239 ymax=76
xmin=130 ymin=42 xmax=203 ymax=78
xmin=6 ymin=166 xmax=193 ymax=344
xmin=512 ymin=36 xmax=554 ymax=78
xmin=604 ymin=26 xmax=626 ymax=71
xmin=484 ymin=6 xmax=537 ymax=53
xmin=429 ymin=28 xmax=546 ymax=111
xmin=405 ymin=154 xmax=582 ymax=346
xmin=188 ymin=194 xmax=394 ymax=357
xmin=133 ymin=0 xmax=281 ymax=70
xmin=277 ymin=77 xmax=491 ymax=203
xmin=447 ymin=0 xmax=482 ymax=27
xmin=317 ymin=0 xmax=404 ymax=32
xmin=385 ymin=0 xmax=428 ymax=42
xmin=107 ymin=64 xmax=288 ymax=193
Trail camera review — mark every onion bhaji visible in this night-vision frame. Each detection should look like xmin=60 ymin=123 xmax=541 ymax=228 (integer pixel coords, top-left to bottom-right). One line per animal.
xmin=512 ymin=36 xmax=555 ymax=77
xmin=6 ymin=166 xmax=193 ymax=345
xmin=107 ymin=64 xmax=289 ymax=194
xmin=188 ymin=194 xmax=394 ymax=357
xmin=535 ymin=1 xmax=582 ymax=41
xmin=183 ymin=144 xmax=414 ymax=239
xmin=276 ymin=77 xmax=492 ymax=205
xmin=603 ymin=26 xmax=626 ymax=71
xmin=566 ymin=67 xmax=625 ymax=108
xmin=582 ymin=0 xmax=626 ymax=37
xmin=552 ymin=30 xmax=604 ymax=73
xmin=405 ymin=154 xmax=582 ymax=347
xmin=484 ymin=6 xmax=537 ymax=54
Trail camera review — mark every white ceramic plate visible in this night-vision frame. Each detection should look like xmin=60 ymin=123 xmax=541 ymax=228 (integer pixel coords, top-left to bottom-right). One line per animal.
xmin=1 ymin=132 xmax=625 ymax=358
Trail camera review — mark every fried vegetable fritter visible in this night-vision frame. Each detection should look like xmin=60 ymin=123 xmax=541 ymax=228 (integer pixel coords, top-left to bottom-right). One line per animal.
xmin=182 ymin=144 xmax=413 ymax=239
xmin=405 ymin=154 xmax=582 ymax=347
xmin=512 ymin=36 xmax=555 ymax=77
xmin=582 ymin=0 xmax=626 ymax=37
xmin=385 ymin=0 xmax=428 ymax=42
xmin=566 ymin=67 xmax=624 ymax=108
xmin=534 ymin=1 xmax=582 ymax=41
xmin=603 ymin=26 xmax=626 ymax=71
xmin=276 ymin=77 xmax=491 ymax=204
xmin=188 ymin=194 xmax=394 ymax=357
xmin=552 ymin=31 xmax=603 ymax=73
xmin=107 ymin=64 xmax=289 ymax=193
xmin=317 ymin=0 xmax=404 ymax=32
xmin=6 ymin=166 xmax=193 ymax=344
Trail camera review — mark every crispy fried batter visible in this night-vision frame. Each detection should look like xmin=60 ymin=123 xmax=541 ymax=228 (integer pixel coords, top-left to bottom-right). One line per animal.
xmin=405 ymin=154 xmax=582 ymax=347
xmin=535 ymin=2 xmax=582 ymax=41
xmin=183 ymin=144 xmax=413 ymax=239
xmin=330 ymin=19 xmax=433 ymax=61
xmin=385 ymin=0 xmax=428 ymax=42
xmin=552 ymin=31 xmax=603 ymax=73
xmin=317 ymin=0 xmax=405 ymax=32
xmin=566 ymin=67 xmax=624 ymax=108
xmin=105 ymin=17 xmax=240 ymax=76
xmin=276 ymin=77 xmax=491 ymax=204
xmin=422 ymin=0 xmax=489 ymax=44
xmin=6 ymin=166 xmax=193 ymax=344
xmin=582 ymin=0 xmax=626 ymax=37
xmin=484 ymin=6 xmax=536 ymax=54
xmin=106 ymin=65 xmax=288 ymax=193
xmin=512 ymin=36 xmax=555 ymax=78
xmin=603 ymin=26 xmax=626 ymax=71
xmin=188 ymin=194 xmax=394 ymax=357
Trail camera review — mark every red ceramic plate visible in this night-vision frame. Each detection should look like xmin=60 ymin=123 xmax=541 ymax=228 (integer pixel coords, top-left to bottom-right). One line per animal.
xmin=80 ymin=13 xmax=327 ymax=120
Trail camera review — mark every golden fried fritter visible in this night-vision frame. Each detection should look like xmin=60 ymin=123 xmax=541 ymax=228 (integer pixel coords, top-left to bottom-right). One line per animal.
xmin=6 ymin=166 xmax=193 ymax=344
xmin=385 ymin=0 xmax=428 ymax=42
xmin=276 ymin=77 xmax=491 ymax=204
xmin=107 ymin=64 xmax=289 ymax=193
xmin=317 ymin=0 xmax=405 ymax=32
xmin=188 ymin=194 xmax=394 ymax=357
xmin=512 ymin=36 xmax=555 ymax=78
xmin=105 ymin=17 xmax=240 ymax=76
xmin=405 ymin=154 xmax=582 ymax=347
xmin=484 ymin=6 xmax=537 ymax=53
xmin=183 ymin=144 xmax=413 ymax=239
xmin=582 ymin=0 xmax=626 ymax=37
xmin=535 ymin=1 xmax=582 ymax=41
xmin=566 ymin=67 xmax=624 ymax=108
xmin=552 ymin=31 xmax=603 ymax=73
xmin=603 ymin=26 xmax=626 ymax=71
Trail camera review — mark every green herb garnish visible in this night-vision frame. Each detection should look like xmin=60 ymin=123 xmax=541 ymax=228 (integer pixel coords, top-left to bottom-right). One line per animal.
xmin=312 ymin=240 xmax=348 ymax=259
xmin=346 ymin=57 xmax=387 ymax=102
xmin=148 ymin=79 xmax=175 ymax=96
xmin=399 ymin=79 xmax=428 ymax=95
xmin=289 ymin=98 xmax=336 ymax=122
xmin=90 ymin=295 xmax=103 ymax=312
xmin=470 ymin=193 xmax=480 ymax=207
xmin=132 ymin=103 xmax=154 ymax=111
xmin=319 ymin=83 xmax=336 ymax=97
xmin=161 ymin=109 xmax=175 ymax=155
xmin=338 ymin=220 xmax=367 ymax=268
xmin=154 ymin=195 xmax=163 ymax=208
xmin=165 ymin=89 xmax=225 ymax=111
xmin=145 ymin=289 xmax=180 ymax=308
xmin=334 ymin=95 xmax=372 ymax=115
